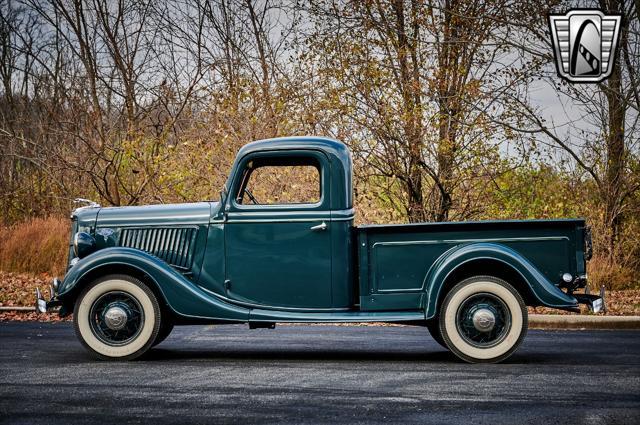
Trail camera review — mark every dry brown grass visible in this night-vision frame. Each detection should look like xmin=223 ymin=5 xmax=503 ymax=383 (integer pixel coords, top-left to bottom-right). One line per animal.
xmin=587 ymin=255 xmax=638 ymax=291
xmin=0 ymin=217 xmax=70 ymax=277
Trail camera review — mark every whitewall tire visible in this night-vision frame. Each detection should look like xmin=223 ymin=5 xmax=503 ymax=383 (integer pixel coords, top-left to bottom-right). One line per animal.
xmin=73 ymin=274 xmax=161 ymax=360
xmin=439 ymin=276 xmax=528 ymax=363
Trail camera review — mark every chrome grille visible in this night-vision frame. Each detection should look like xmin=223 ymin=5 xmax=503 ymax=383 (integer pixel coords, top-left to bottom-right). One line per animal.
xmin=119 ymin=227 xmax=197 ymax=270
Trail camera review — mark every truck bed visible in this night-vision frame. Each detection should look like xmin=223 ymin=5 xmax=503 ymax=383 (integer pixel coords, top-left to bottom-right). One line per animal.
xmin=356 ymin=219 xmax=587 ymax=312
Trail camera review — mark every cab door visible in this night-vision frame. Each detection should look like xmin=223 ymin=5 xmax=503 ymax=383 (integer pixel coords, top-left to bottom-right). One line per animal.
xmin=224 ymin=150 xmax=333 ymax=309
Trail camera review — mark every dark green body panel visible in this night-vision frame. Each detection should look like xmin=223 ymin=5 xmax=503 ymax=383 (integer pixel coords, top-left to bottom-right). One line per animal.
xmin=58 ymin=247 xmax=249 ymax=321
xmin=223 ymin=146 xmax=335 ymax=309
xmin=357 ymin=219 xmax=584 ymax=316
xmin=58 ymin=137 xmax=585 ymax=324
xmin=92 ymin=202 xmax=212 ymax=282
xmin=198 ymin=223 xmax=226 ymax=295
xmin=224 ymin=216 xmax=333 ymax=308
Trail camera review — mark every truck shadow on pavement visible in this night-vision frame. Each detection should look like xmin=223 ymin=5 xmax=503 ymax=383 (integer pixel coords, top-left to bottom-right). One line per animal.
xmin=139 ymin=346 xmax=572 ymax=365
xmin=143 ymin=346 xmax=457 ymax=363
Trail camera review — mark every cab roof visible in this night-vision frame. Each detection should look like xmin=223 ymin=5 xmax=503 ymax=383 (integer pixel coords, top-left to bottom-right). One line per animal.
xmin=237 ymin=136 xmax=350 ymax=164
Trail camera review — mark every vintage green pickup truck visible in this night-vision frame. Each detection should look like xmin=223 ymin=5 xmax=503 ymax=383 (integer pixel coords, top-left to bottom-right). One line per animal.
xmin=37 ymin=136 xmax=601 ymax=363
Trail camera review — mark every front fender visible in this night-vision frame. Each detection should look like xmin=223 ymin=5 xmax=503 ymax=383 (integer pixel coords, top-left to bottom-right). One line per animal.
xmin=424 ymin=242 xmax=578 ymax=319
xmin=58 ymin=247 xmax=248 ymax=321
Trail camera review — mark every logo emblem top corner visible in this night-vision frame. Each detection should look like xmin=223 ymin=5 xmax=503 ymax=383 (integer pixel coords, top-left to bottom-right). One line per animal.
xmin=548 ymin=9 xmax=622 ymax=83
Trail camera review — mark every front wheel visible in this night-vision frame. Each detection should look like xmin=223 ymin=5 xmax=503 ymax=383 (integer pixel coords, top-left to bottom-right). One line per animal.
xmin=73 ymin=274 xmax=162 ymax=360
xmin=439 ymin=276 xmax=528 ymax=363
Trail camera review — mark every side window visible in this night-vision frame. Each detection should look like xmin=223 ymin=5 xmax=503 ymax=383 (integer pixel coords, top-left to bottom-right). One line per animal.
xmin=236 ymin=156 xmax=321 ymax=206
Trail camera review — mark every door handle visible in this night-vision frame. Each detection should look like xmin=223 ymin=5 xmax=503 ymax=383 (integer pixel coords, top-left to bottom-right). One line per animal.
xmin=310 ymin=221 xmax=328 ymax=231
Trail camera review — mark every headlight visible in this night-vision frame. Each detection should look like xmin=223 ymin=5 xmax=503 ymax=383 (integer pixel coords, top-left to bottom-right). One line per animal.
xmin=73 ymin=232 xmax=96 ymax=259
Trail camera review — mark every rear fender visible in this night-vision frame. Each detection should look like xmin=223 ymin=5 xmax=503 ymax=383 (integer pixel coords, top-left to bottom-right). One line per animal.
xmin=58 ymin=247 xmax=248 ymax=321
xmin=424 ymin=242 xmax=577 ymax=319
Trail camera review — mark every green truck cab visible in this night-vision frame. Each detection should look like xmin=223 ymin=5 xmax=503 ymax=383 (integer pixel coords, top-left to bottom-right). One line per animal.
xmin=36 ymin=137 xmax=600 ymax=363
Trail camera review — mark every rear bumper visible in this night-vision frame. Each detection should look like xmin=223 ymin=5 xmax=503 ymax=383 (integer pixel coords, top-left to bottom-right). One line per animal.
xmin=574 ymin=293 xmax=604 ymax=314
xmin=35 ymin=278 xmax=62 ymax=313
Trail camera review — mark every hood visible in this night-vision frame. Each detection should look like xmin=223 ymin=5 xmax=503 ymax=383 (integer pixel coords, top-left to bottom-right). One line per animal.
xmin=96 ymin=202 xmax=216 ymax=227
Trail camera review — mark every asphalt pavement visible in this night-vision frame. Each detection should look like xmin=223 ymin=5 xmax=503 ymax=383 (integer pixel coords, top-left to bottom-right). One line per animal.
xmin=1 ymin=322 xmax=639 ymax=424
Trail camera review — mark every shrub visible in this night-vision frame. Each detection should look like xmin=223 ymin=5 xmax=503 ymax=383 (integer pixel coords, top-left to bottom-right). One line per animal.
xmin=587 ymin=255 xmax=638 ymax=291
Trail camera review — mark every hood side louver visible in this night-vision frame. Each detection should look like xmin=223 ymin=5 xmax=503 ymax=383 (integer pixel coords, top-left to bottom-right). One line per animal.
xmin=119 ymin=227 xmax=197 ymax=270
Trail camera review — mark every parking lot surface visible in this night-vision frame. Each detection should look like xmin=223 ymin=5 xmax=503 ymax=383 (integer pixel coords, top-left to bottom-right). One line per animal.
xmin=1 ymin=322 xmax=639 ymax=424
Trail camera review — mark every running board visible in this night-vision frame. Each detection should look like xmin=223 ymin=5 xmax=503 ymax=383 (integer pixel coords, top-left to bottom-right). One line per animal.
xmin=249 ymin=309 xmax=425 ymax=323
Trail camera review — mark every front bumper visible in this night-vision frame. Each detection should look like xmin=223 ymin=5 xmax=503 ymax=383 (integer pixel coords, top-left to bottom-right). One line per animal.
xmin=35 ymin=278 xmax=62 ymax=313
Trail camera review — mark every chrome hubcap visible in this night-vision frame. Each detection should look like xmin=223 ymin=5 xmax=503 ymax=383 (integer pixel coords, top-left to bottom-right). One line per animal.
xmin=472 ymin=308 xmax=496 ymax=332
xmin=456 ymin=292 xmax=511 ymax=348
xmin=104 ymin=306 xmax=128 ymax=330
xmin=89 ymin=291 xmax=144 ymax=346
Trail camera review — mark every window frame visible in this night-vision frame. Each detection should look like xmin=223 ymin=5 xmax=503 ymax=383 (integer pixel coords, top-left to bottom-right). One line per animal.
xmin=229 ymin=149 xmax=330 ymax=212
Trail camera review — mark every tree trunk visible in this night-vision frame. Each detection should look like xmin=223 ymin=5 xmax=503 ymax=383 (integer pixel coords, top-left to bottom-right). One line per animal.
xmin=433 ymin=0 xmax=457 ymax=222
xmin=602 ymin=0 xmax=626 ymax=263
xmin=392 ymin=0 xmax=426 ymax=223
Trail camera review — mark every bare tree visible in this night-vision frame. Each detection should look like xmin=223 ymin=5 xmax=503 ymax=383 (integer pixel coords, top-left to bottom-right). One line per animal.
xmin=304 ymin=0 xmax=530 ymax=222
xmin=500 ymin=0 xmax=640 ymax=263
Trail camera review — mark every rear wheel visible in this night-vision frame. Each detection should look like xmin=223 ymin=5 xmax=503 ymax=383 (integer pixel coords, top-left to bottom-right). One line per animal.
xmin=73 ymin=274 xmax=161 ymax=360
xmin=439 ymin=275 xmax=527 ymax=363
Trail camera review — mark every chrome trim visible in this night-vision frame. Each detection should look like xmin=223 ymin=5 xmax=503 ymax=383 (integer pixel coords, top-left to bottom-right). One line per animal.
xmin=214 ymin=216 xmax=354 ymax=224
xmin=119 ymin=227 xmax=198 ymax=270
xmin=310 ymin=221 xmax=328 ymax=231
xmin=574 ymin=293 xmax=605 ymax=314
xmin=98 ymin=215 xmax=210 ymax=222
xmin=104 ymin=306 xmax=128 ymax=330
xmin=232 ymin=200 xmax=325 ymax=210
xmin=71 ymin=198 xmax=101 ymax=218
xmin=225 ymin=217 xmax=352 ymax=224
xmin=74 ymin=198 xmax=100 ymax=208
xmin=36 ymin=288 xmax=47 ymax=313
xmin=330 ymin=216 xmax=354 ymax=222
xmin=371 ymin=236 xmax=570 ymax=248
xmin=592 ymin=298 xmax=603 ymax=314
xmin=52 ymin=278 xmax=60 ymax=292
xmin=35 ymin=286 xmax=62 ymax=314
xmin=73 ymin=232 xmax=79 ymax=257
xmin=97 ymin=221 xmax=209 ymax=228
xmin=472 ymin=309 xmax=496 ymax=332
xmin=48 ymin=279 xmax=60 ymax=309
